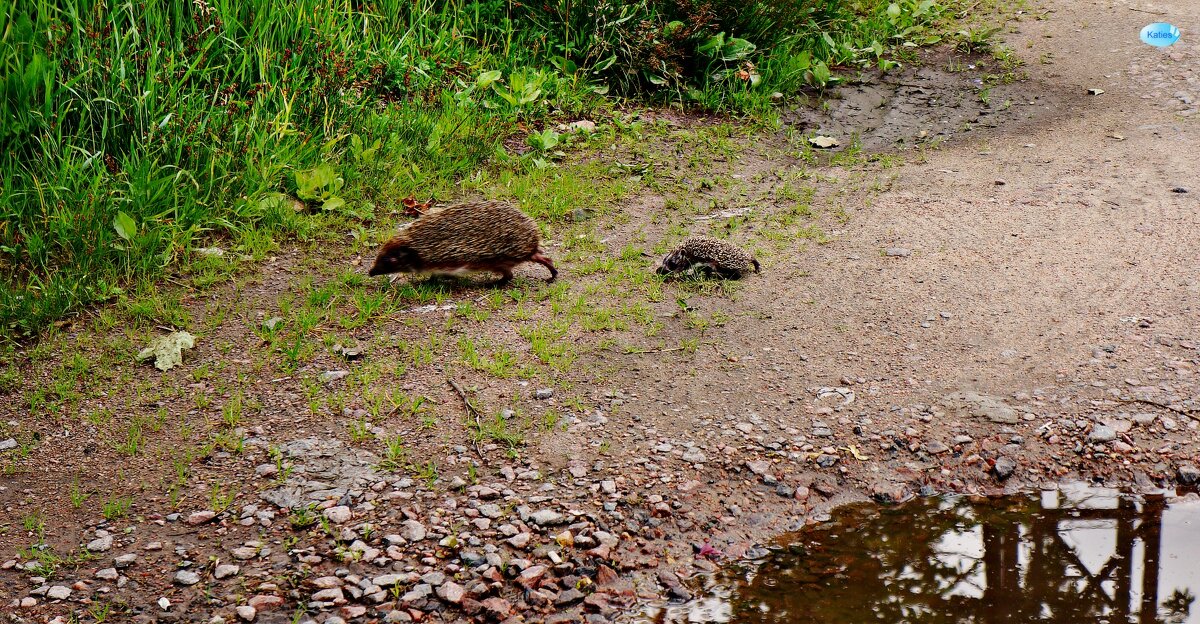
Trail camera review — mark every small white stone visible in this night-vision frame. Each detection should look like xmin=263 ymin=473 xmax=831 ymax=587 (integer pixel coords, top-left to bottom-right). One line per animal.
xmin=323 ymin=506 xmax=352 ymax=524
xmin=86 ymin=536 xmax=113 ymax=553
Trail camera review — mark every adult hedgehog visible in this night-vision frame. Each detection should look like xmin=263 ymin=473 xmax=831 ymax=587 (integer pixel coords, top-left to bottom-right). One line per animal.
xmin=368 ymin=200 xmax=557 ymax=285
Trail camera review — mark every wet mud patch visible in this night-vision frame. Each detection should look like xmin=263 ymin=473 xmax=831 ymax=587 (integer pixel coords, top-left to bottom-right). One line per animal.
xmin=649 ymin=484 xmax=1200 ymax=623
xmin=784 ymin=47 xmax=1084 ymax=152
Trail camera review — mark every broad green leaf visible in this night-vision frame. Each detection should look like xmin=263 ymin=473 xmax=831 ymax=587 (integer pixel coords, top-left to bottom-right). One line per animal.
xmin=321 ymin=197 xmax=346 ymax=212
xmin=593 ymin=55 xmax=616 ymax=72
xmin=476 ymin=70 xmax=502 ymax=89
xmin=113 ymin=211 xmax=137 ymax=242
xmin=295 ymin=164 xmax=338 ymax=200
xmin=721 ymin=38 xmax=756 ymax=61
xmin=887 ymin=3 xmax=902 ymax=18
xmin=517 ymin=88 xmax=542 ymax=105
xmin=698 ymin=33 xmax=726 ymax=56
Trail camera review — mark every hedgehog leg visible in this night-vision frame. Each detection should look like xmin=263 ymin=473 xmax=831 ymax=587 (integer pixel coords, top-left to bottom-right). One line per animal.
xmin=492 ymin=268 xmax=515 ymax=288
xmin=531 ymin=251 xmax=558 ymax=282
xmin=710 ymin=264 xmax=741 ymax=280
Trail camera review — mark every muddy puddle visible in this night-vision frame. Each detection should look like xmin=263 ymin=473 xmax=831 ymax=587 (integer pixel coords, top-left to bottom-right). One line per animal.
xmin=784 ymin=47 xmax=1081 ymax=152
xmin=644 ymin=485 xmax=1200 ymax=623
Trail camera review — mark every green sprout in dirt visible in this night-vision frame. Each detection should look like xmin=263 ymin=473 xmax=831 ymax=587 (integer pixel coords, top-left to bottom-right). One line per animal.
xmin=102 ymin=496 xmax=132 ymax=521
xmin=378 ymin=436 xmax=408 ymax=473
xmin=289 ymin=506 xmax=320 ymax=530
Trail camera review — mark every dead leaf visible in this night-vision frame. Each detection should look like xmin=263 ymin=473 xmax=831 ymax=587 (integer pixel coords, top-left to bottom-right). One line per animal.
xmin=401 ymin=196 xmax=435 ymax=217
xmin=808 ymin=135 xmax=840 ymax=149
xmin=841 ymin=445 xmax=870 ymax=461
xmin=136 ymin=331 xmax=196 ymax=371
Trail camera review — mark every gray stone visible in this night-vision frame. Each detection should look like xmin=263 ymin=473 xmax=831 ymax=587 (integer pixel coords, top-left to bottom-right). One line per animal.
xmin=1179 ymin=464 xmax=1200 ymax=485
xmin=508 ymin=533 xmax=531 ymax=548
xmin=236 ymin=606 xmax=257 ymax=622
xmin=535 ymin=388 xmax=554 ymax=400
xmin=943 ymin=391 xmax=1019 ymax=424
xmin=373 ymin=574 xmax=403 ymax=587
xmin=174 ymin=570 xmax=201 ymax=586
xmin=460 ymin=550 xmax=486 ymax=567
xmin=745 ymin=460 xmax=771 ymax=475
xmin=885 ymin=247 xmax=912 ymax=257
xmin=926 ymin=441 xmax=950 ymax=454
xmin=214 ymin=564 xmax=240 ymax=580
xmin=311 ymin=588 xmax=344 ymax=602
xmin=437 ymin=581 xmax=466 ymax=603
xmin=95 ymin=568 xmax=119 ymax=581
xmin=187 ymin=510 xmax=217 ymax=525
xmin=46 ymin=586 xmax=71 ymax=600
xmin=0 ymin=438 xmax=16 ymax=451
xmin=993 ymin=457 xmax=1017 ymax=480
xmin=681 ymin=448 xmax=707 ymax=463
xmin=400 ymin=520 xmax=427 ymax=542
xmin=319 ymin=370 xmax=350 ymax=384
xmin=323 ymin=506 xmax=352 ymax=523
xmin=231 ymin=546 xmax=258 ymax=560
xmin=1088 ymin=425 xmax=1117 ymax=443
xmin=529 ymin=509 xmax=566 ymax=526
xmin=87 ymin=536 xmax=113 ymax=553
xmin=114 ymin=553 xmax=137 ymax=568
xmin=556 ymin=588 xmax=585 ymax=605
xmin=420 ymin=571 xmax=445 ymax=586
xmin=401 ymin=583 xmax=432 ymax=603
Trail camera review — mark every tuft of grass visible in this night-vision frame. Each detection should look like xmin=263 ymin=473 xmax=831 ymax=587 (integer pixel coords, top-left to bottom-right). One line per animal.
xmin=102 ymin=496 xmax=132 ymax=521
xmin=378 ymin=435 xmax=408 ymax=473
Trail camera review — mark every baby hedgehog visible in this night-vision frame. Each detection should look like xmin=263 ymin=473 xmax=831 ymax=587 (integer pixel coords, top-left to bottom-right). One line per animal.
xmin=656 ymin=236 xmax=760 ymax=280
xmin=368 ymin=200 xmax=557 ymax=285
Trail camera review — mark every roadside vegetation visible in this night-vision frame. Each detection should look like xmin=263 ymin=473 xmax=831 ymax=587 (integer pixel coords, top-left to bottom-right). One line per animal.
xmin=1 ymin=0 xmax=971 ymax=342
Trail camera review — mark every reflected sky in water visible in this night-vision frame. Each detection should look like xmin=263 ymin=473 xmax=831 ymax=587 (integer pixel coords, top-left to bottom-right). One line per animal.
xmin=650 ymin=485 xmax=1200 ymax=624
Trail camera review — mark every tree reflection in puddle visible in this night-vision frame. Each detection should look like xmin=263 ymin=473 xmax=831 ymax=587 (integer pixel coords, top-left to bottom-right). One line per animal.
xmin=649 ymin=485 xmax=1200 ymax=623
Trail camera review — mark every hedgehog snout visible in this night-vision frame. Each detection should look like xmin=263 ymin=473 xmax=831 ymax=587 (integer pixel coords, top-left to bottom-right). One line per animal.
xmin=369 ymin=243 xmax=417 ymax=277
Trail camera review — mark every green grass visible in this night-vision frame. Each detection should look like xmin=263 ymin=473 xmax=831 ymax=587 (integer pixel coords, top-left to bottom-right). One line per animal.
xmin=0 ymin=0 xmax=969 ymax=342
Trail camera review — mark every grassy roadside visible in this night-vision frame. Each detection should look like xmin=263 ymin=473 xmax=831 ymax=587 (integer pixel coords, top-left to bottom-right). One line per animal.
xmin=0 ymin=0 xmax=975 ymax=343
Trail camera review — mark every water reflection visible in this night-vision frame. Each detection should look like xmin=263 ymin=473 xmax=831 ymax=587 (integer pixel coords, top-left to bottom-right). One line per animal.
xmin=659 ymin=485 xmax=1200 ymax=623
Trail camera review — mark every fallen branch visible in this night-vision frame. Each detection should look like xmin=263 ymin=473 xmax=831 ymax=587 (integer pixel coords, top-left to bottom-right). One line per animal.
xmin=448 ymin=379 xmax=485 ymax=459
xmin=623 ymin=347 xmax=687 ymax=355
xmin=1117 ymin=397 xmax=1200 ymax=416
